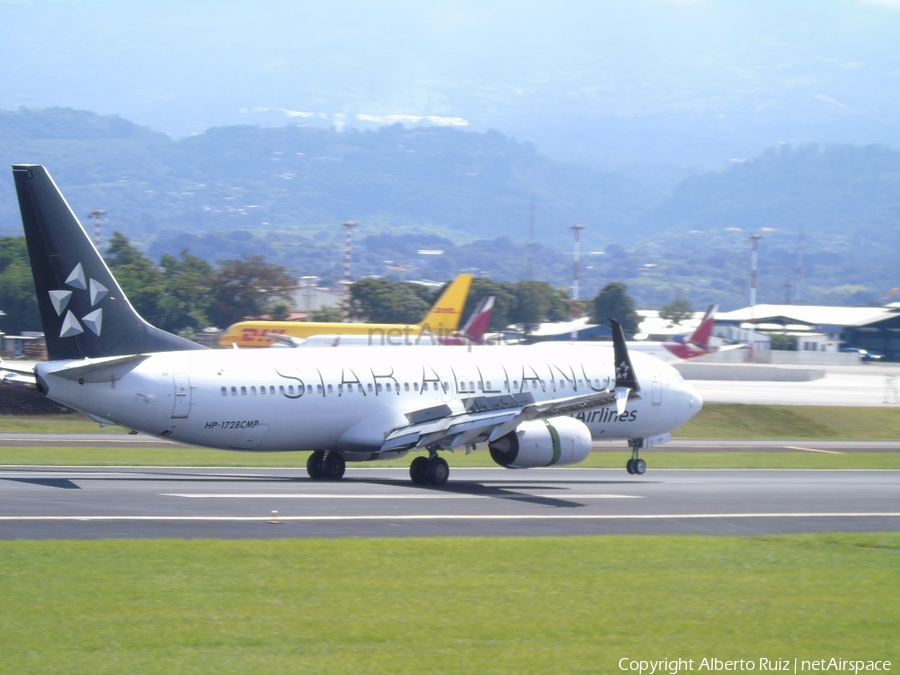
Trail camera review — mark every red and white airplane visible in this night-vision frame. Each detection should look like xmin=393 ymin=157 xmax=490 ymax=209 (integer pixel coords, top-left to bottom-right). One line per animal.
xmin=628 ymin=305 xmax=736 ymax=362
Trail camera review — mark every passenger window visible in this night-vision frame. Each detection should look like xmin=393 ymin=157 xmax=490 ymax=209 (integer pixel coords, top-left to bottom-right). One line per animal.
xmin=220 ymin=387 xmax=227 ymax=396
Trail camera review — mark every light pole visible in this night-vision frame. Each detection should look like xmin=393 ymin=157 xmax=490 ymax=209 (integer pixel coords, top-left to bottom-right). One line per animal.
xmin=342 ymin=221 xmax=357 ymax=322
xmin=570 ymin=223 xmax=585 ymax=340
xmin=748 ymin=234 xmax=762 ymax=361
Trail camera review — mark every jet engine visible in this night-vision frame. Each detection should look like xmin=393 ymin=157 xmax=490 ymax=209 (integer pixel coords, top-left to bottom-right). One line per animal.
xmin=488 ymin=416 xmax=591 ymax=468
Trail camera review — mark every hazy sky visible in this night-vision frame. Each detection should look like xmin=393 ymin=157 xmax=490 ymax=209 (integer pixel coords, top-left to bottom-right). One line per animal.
xmin=1 ymin=0 xmax=897 ymax=166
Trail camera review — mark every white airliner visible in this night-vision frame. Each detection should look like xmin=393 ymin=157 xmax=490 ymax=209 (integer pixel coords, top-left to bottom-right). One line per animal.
xmin=9 ymin=165 xmax=702 ymax=483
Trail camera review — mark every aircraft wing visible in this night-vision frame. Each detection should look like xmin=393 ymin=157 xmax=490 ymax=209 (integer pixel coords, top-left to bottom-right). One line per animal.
xmin=381 ymin=388 xmax=629 ymax=453
xmin=382 ymin=318 xmax=641 ymax=453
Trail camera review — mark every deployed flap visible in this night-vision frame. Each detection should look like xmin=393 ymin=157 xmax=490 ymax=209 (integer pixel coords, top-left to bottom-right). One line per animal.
xmin=382 ymin=389 xmax=618 ymax=453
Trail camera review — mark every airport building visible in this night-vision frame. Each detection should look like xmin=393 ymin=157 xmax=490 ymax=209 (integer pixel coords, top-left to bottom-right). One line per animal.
xmin=713 ymin=303 xmax=900 ymax=362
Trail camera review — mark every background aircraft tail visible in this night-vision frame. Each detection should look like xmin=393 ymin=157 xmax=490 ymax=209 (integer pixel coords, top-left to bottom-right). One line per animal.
xmin=685 ymin=304 xmax=717 ymax=348
xmin=13 ymin=165 xmax=205 ymax=361
xmin=457 ymin=295 xmax=494 ymax=343
xmin=418 ymin=273 xmax=473 ymax=335
xmin=661 ymin=304 xmax=718 ymax=360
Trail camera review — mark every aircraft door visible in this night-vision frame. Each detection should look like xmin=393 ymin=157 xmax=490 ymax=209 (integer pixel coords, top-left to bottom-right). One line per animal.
xmin=651 ymin=374 xmax=662 ymax=406
xmin=172 ymin=372 xmax=192 ymax=418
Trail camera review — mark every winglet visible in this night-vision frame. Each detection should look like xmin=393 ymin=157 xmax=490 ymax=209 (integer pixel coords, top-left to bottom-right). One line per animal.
xmin=611 ymin=319 xmax=639 ymax=392
xmin=611 ymin=319 xmax=639 ymax=414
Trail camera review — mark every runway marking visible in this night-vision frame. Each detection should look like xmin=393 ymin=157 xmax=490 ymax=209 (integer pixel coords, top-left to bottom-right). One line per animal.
xmin=162 ymin=493 xmax=643 ymax=500
xmin=1 ymin=513 xmax=898 ymax=522
xmin=785 ymin=445 xmax=846 ymax=455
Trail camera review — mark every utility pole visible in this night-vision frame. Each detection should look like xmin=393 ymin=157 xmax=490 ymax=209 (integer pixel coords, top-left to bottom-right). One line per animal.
xmin=570 ymin=223 xmax=585 ymax=339
xmin=748 ymin=233 xmax=762 ymax=362
xmin=341 ymin=221 xmax=357 ymax=322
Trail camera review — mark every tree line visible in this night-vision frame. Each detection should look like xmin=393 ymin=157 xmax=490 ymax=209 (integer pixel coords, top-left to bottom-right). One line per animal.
xmin=1 ymin=233 xmax=660 ymax=340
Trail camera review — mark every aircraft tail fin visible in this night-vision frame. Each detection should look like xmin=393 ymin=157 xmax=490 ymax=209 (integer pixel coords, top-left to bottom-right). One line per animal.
xmin=458 ymin=296 xmax=494 ymax=343
xmin=12 ymin=165 xmax=205 ymax=361
xmin=418 ymin=273 xmax=473 ymax=335
xmin=686 ymin=304 xmax=717 ymax=348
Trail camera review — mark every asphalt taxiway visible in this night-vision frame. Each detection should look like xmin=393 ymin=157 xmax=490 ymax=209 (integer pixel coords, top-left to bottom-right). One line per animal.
xmin=1 ymin=464 xmax=897 ymax=540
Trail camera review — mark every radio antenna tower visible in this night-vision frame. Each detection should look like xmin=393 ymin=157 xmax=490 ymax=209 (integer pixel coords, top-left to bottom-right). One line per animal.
xmin=88 ymin=209 xmax=107 ymax=252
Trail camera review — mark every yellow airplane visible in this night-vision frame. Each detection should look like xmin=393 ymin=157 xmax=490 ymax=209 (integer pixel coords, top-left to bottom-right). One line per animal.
xmin=219 ymin=273 xmax=473 ymax=348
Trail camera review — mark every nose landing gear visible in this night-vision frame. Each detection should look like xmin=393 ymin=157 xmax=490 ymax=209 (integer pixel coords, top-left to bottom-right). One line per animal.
xmin=626 ymin=439 xmax=647 ymax=475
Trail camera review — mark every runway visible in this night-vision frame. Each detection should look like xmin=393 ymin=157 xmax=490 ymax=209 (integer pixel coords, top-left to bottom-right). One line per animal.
xmin=1 ymin=465 xmax=897 ymax=539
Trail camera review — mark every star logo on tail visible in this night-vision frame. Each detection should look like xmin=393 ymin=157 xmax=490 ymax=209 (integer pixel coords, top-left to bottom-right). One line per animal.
xmin=48 ymin=262 xmax=108 ymax=339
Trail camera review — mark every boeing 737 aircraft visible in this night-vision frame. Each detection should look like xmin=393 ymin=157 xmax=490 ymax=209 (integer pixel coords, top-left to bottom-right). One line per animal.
xmin=218 ymin=273 xmax=473 ymax=348
xmin=10 ymin=165 xmax=702 ymax=483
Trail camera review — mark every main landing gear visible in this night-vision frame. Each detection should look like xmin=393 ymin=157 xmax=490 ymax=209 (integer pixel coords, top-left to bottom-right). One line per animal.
xmin=626 ymin=440 xmax=647 ymax=475
xmin=409 ymin=454 xmax=449 ymax=486
xmin=306 ymin=450 xmax=346 ymax=480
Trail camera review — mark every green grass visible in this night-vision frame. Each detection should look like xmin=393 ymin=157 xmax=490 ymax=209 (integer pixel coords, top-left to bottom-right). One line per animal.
xmin=1 ymin=404 xmax=899 ymax=469
xmin=4 ymin=403 xmax=900 ymax=439
xmin=677 ymin=404 xmax=900 ymax=440
xmin=1 ymin=446 xmax=899 ymax=470
xmin=1 ymin=535 xmax=897 ymax=674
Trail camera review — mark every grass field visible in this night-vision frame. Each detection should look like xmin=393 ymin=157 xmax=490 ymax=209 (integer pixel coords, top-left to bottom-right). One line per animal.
xmin=2 ymin=409 xmax=898 ymax=672
xmin=4 ymin=403 xmax=900 ymax=439
xmin=1 ymin=534 xmax=897 ymax=674
xmin=2 ymin=404 xmax=899 ymax=470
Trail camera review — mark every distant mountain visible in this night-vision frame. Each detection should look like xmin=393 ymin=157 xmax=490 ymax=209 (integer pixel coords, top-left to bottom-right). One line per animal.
xmin=0 ymin=108 xmax=896 ymax=310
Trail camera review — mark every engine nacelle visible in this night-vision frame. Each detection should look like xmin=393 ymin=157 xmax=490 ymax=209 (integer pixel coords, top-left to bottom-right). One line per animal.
xmin=488 ymin=416 xmax=591 ymax=468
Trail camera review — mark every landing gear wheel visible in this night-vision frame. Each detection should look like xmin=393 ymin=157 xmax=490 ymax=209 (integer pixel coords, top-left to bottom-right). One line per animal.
xmin=626 ymin=458 xmax=635 ymax=474
xmin=633 ymin=458 xmax=646 ymax=475
xmin=425 ymin=456 xmax=449 ymax=486
xmin=410 ymin=456 xmax=429 ymax=484
xmin=306 ymin=450 xmax=325 ymax=480
xmin=324 ymin=452 xmax=346 ymax=480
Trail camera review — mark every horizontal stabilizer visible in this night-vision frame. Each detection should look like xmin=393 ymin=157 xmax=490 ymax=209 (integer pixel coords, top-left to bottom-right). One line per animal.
xmin=42 ymin=354 xmax=150 ymax=383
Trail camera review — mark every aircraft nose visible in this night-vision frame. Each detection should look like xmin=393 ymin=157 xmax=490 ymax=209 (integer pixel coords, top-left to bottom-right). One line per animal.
xmin=685 ymin=380 xmax=703 ymax=414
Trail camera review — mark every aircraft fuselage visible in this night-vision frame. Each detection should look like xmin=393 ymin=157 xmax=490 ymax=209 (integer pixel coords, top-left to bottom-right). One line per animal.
xmin=37 ymin=343 xmax=701 ymax=459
